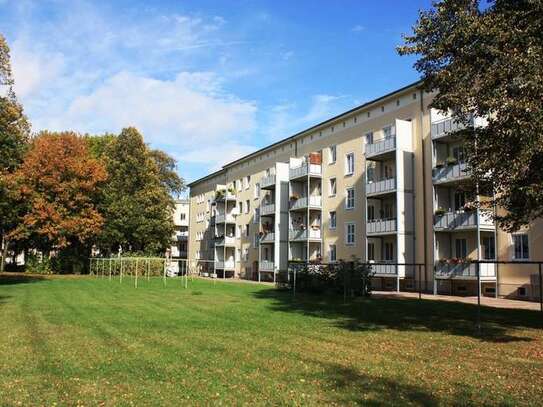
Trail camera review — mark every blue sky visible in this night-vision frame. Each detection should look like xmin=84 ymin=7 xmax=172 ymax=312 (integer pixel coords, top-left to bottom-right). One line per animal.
xmin=0 ymin=0 xmax=431 ymax=184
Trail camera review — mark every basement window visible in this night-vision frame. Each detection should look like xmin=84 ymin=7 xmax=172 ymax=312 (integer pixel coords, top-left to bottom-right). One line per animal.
xmin=517 ymin=287 xmax=527 ymax=297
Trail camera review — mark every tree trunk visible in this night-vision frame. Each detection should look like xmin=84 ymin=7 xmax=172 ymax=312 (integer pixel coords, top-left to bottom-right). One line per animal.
xmin=0 ymin=233 xmax=8 ymax=273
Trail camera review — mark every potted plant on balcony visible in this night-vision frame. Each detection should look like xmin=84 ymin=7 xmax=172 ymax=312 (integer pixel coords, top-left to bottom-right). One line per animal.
xmin=215 ymin=190 xmax=225 ymax=200
xmin=446 ymin=156 xmax=458 ymax=165
xmin=227 ymin=186 xmax=235 ymax=195
xmin=290 ymin=193 xmax=300 ymax=201
xmin=435 ymin=160 xmax=445 ymax=168
xmin=434 ymin=207 xmax=446 ymax=216
xmin=463 ymin=202 xmax=476 ymax=212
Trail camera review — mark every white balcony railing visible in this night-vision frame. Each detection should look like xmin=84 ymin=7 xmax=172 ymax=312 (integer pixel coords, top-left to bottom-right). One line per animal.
xmin=261 ymin=203 xmax=275 ymax=216
xmin=435 ymin=262 xmax=496 ymax=279
xmin=431 ymin=117 xmax=472 ymax=140
xmin=260 ymin=232 xmax=275 ymax=243
xmin=289 ymin=228 xmax=322 ymax=241
xmin=289 ymin=163 xmax=322 ymax=179
xmin=259 ymin=260 xmax=275 ymax=272
xmin=365 ymin=136 xmax=396 ymax=157
xmin=367 ymin=218 xmax=397 ymax=234
xmin=434 ymin=210 xmax=495 ymax=231
xmin=366 ymin=178 xmax=396 ymax=195
xmin=215 ymin=260 xmax=235 ymax=270
xmin=371 ymin=263 xmax=398 ymax=275
xmin=289 ymin=195 xmax=322 ymax=210
xmin=260 ymin=174 xmax=276 ymax=189
xmin=215 ymin=236 xmax=236 ymax=246
xmin=432 ymin=162 xmax=470 ymax=183
xmin=215 ymin=213 xmax=236 ymax=223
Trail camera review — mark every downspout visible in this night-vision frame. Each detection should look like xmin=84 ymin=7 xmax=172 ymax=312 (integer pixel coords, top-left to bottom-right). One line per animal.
xmin=420 ymin=88 xmax=429 ymax=291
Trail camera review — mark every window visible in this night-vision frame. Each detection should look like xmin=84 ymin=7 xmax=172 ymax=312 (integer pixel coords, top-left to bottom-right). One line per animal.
xmin=243 ymin=248 xmax=249 ymax=261
xmin=245 ymin=224 xmax=250 ymax=237
xmin=367 ymin=243 xmax=375 ymax=261
xmin=253 ymin=208 xmax=260 ymax=224
xmin=238 ymin=201 xmax=243 ymax=214
xmin=383 ymin=125 xmax=394 ymax=139
xmin=383 ymin=203 xmax=394 ymax=219
xmin=329 ymin=145 xmax=337 ymax=164
xmin=345 ymin=187 xmax=355 ymax=209
xmin=513 ymin=234 xmax=529 ymax=260
xmin=329 ymin=178 xmax=337 ymax=196
xmin=455 ymin=238 xmax=467 ymax=258
xmin=366 ymin=166 xmax=375 ymax=183
xmin=345 ymin=152 xmax=354 ymax=175
xmin=236 ymin=225 xmax=242 ymax=238
xmin=482 ymin=236 xmax=495 ymax=260
xmin=365 ymin=132 xmax=374 ymax=145
xmin=329 ymin=211 xmax=336 ymax=229
xmin=345 ymin=223 xmax=355 ymax=245
xmin=384 ymin=242 xmax=394 ymax=261
xmin=452 ymin=145 xmax=466 ymax=162
xmin=246 ymin=200 xmax=250 ymax=214
xmin=384 ymin=164 xmax=394 ymax=179
xmin=254 ymin=183 xmax=260 ymax=199
xmin=454 ymin=191 xmax=466 ymax=211
xmin=253 ymin=233 xmax=259 ymax=248
xmin=367 ymin=205 xmax=375 ymax=221
xmin=517 ymin=287 xmax=527 ymax=297
xmin=329 ymin=245 xmax=337 ymax=262
xmin=180 ymin=213 xmax=186 ymax=221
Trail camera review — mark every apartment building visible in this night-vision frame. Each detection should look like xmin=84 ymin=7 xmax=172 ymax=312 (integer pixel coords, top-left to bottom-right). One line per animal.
xmin=170 ymin=199 xmax=189 ymax=259
xmin=188 ymin=81 xmax=542 ymax=299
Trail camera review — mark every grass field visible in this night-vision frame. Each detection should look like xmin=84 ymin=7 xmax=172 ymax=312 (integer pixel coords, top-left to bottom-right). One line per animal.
xmin=1 ymin=274 xmax=542 ymax=406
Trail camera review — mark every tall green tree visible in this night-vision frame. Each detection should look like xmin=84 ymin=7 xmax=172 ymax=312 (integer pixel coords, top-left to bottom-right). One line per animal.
xmin=0 ymin=34 xmax=30 ymax=271
xmin=99 ymin=127 xmax=177 ymax=254
xmin=399 ymin=0 xmax=543 ymax=231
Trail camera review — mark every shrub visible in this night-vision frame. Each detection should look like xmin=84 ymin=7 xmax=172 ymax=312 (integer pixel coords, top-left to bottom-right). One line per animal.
xmin=25 ymin=254 xmax=53 ymax=274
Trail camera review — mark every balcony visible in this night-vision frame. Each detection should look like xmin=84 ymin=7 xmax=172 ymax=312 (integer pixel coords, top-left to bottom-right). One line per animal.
xmin=289 ymin=228 xmax=322 ymax=241
xmin=215 ymin=213 xmax=236 ymax=223
xmin=434 ymin=210 xmax=495 ymax=231
xmin=432 ymin=162 xmax=470 ymax=184
xmin=435 ymin=262 xmax=496 ymax=280
xmin=432 ymin=117 xmax=472 ymax=141
xmin=260 ymin=174 xmax=276 ymax=189
xmin=261 ymin=203 xmax=275 ymax=216
xmin=289 ymin=195 xmax=322 ymax=211
xmin=176 ymin=231 xmax=189 ymax=241
xmin=215 ymin=236 xmax=236 ymax=246
xmin=365 ymin=137 xmax=396 ymax=159
xmin=260 ymin=232 xmax=275 ymax=243
xmin=289 ymin=163 xmax=322 ymax=180
xmin=259 ymin=260 xmax=275 ymax=272
xmin=366 ymin=178 xmax=396 ymax=196
xmin=371 ymin=263 xmax=398 ymax=276
xmin=367 ymin=218 xmax=397 ymax=235
xmin=215 ymin=260 xmax=235 ymax=270
xmin=214 ymin=190 xmax=236 ymax=202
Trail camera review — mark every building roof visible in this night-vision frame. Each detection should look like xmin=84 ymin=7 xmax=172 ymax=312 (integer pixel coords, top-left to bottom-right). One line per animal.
xmin=188 ymin=80 xmax=423 ymax=188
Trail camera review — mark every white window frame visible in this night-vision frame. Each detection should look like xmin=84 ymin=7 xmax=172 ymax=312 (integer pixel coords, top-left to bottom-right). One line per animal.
xmin=329 ymin=244 xmax=337 ymax=262
xmin=254 ymin=183 xmax=260 ymax=199
xmin=345 ymin=187 xmax=355 ymax=210
xmin=345 ymin=222 xmax=355 ymax=246
xmin=329 ymin=177 xmax=337 ymax=197
xmin=512 ymin=233 xmax=530 ymax=260
xmin=329 ymin=211 xmax=336 ymax=230
xmin=345 ymin=152 xmax=354 ymax=176
xmin=253 ymin=208 xmax=260 ymax=224
xmin=329 ymin=145 xmax=337 ymax=164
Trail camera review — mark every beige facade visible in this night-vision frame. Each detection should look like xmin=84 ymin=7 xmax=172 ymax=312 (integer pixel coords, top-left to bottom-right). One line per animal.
xmin=188 ymin=81 xmax=542 ymax=299
xmin=170 ymin=199 xmax=189 ymax=259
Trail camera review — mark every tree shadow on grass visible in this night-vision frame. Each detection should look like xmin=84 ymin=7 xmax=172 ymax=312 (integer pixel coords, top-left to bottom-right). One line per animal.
xmin=252 ymin=288 xmax=542 ymax=343
xmin=0 ymin=272 xmax=48 ymax=285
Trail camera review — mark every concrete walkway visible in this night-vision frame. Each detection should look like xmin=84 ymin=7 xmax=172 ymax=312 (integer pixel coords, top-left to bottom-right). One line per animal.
xmin=373 ymin=290 xmax=542 ymax=312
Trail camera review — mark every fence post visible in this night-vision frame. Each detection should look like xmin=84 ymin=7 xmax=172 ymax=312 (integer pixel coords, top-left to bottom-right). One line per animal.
xmin=120 ymin=258 xmax=123 ymax=284
xmin=163 ymin=259 xmax=166 ymax=287
xmin=539 ymin=263 xmax=542 ymax=313
xmin=293 ymin=265 xmax=297 ymax=297
xmin=476 ymin=261 xmax=481 ymax=334
xmin=109 ymin=258 xmax=112 ymax=281
xmin=418 ymin=264 xmax=422 ymax=300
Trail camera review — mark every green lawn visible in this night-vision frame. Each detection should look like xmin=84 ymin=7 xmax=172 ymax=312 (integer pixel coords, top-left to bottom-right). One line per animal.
xmin=1 ymin=274 xmax=542 ymax=406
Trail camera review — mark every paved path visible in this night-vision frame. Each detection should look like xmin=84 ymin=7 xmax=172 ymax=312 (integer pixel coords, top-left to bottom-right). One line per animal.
xmin=373 ymin=290 xmax=542 ymax=312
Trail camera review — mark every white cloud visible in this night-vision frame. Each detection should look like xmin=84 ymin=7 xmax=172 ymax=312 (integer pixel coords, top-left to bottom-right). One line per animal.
xmin=176 ymin=142 xmax=257 ymax=172
xmin=352 ymin=25 xmax=365 ymax=32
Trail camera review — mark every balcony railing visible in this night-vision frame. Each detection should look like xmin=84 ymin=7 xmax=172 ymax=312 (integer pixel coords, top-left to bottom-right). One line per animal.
xmin=371 ymin=263 xmax=398 ymax=275
xmin=215 ymin=260 xmax=235 ymax=270
xmin=215 ymin=236 xmax=236 ymax=246
xmin=260 ymin=174 xmax=276 ymax=189
xmin=365 ymin=136 xmax=396 ymax=158
xmin=289 ymin=163 xmax=322 ymax=179
xmin=366 ymin=178 xmax=396 ymax=196
xmin=261 ymin=203 xmax=275 ymax=216
xmin=367 ymin=218 xmax=397 ymax=234
xmin=434 ymin=210 xmax=495 ymax=231
xmin=259 ymin=260 xmax=275 ymax=272
xmin=432 ymin=162 xmax=470 ymax=184
xmin=215 ymin=213 xmax=236 ymax=223
xmin=435 ymin=262 xmax=496 ymax=279
xmin=176 ymin=232 xmax=188 ymax=241
xmin=260 ymin=232 xmax=275 ymax=243
xmin=289 ymin=195 xmax=322 ymax=210
xmin=431 ymin=117 xmax=472 ymax=140
xmin=289 ymin=228 xmax=322 ymax=241
xmin=214 ymin=191 xmax=236 ymax=201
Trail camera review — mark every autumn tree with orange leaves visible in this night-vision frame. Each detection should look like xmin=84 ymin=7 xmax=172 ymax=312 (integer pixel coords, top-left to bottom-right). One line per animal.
xmin=8 ymin=131 xmax=106 ymax=258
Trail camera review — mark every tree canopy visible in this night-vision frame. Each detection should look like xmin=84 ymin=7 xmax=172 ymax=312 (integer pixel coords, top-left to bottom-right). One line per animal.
xmin=399 ymin=0 xmax=543 ymax=231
